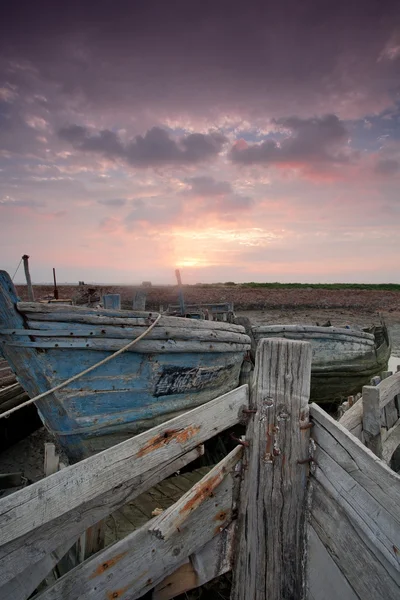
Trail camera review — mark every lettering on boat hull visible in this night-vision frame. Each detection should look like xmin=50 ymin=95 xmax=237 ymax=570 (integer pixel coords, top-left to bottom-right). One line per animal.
xmin=155 ymin=364 xmax=236 ymax=397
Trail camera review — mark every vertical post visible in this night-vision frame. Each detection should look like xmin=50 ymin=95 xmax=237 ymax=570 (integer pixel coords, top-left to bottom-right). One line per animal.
xmin=175 ymin=269 xmax=185 ymax=316
xmin=362 ymin=385 xmax=383 ymax=458
xmin=102 ymin=294 xmax=121 ymax=309
xmin=53 ymin=268 xmax=59 ymax=300
xmin=22 ymin=254 xmax=34 ymax=301
xmin=231 ymin=338 xmax=312 ymax=600
xmin=133 ymin=289 xmax=147 ymax=310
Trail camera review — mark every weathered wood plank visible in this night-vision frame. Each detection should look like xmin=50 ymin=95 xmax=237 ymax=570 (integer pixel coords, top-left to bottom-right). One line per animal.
xmin=311 ymin=404 xmax=400 ymax=512
xmin=0 ymin=445 xmax=205 ymax=587
xmin=378 ymin=371 xmax=400 ymax=409
xmin=307 ymin=526 xmax=358 ymax=600
xmin=0 ymin=391 xmax=246 ymax=586
xmin=381 ymin=372 xmax=398 ymax=428
xmin=153 ymin=522 xmax=236 ymax=600
xmin=362 ymin=385 xmax=383 ymax=458
xmin=231 ymin=337 xmax=313 ymax=600
xmin=6 ymin=338 xmax=250 ymax=353
xmin=4 ymin=323 xmax=250 ymax=344
xmin=0 ymin=537 xmax=78 ymax=600
xmin=383 ymin=418 xmax=400 ymax=464
xmin=312 ymin=426 xmax=400 ymax=573
xmin=34 ymin=469 xmax=236 ymax=600
xmin=18 ymin=302 xmax=246 ymax=332
xmin=311 ymin=480 xmax=400 ymax=600
xmin=339 ymin=400 xmax=363 ymax=440
xmin=150 ymin=445 xmax=242 ymax=540
xmin=0 ymin=385 xmax=247 ymax=548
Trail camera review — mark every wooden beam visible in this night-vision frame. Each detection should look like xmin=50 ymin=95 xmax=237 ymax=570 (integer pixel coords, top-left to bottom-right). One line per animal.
xmin=102 ymin=294 xmax=121 ymax=310
xmin=149 ymin=445 xmax=242 ymax=540
xmin=22 ymin=255 xmax=34 ymax=301
xmin=34 ymin=467 xmax=236 ymax=600
xmin=231 ymin=337 xmax=313 ymax=600
xmin=153 ymin=522 xmax=236 ymax=600
xmin=362 ymin=385 xmax=383 ymax=458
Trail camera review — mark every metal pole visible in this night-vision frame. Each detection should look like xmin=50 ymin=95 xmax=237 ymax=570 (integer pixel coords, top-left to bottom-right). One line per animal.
xmin=22 ymin=255 xmax=34 ymax=301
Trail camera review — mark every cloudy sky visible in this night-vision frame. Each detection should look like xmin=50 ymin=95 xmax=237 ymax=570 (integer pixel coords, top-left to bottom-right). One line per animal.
xmin=1 ymin=1 xmax=400 ymax=284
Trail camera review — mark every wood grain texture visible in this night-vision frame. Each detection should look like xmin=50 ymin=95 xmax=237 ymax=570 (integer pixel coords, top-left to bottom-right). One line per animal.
xmin=231 ymin=337 xmax=312 ymax=600
xmin=149 ymin=445 xmax=242 ymax=540
xmin=362 ymin=385 xmax=383 ymax=458
xmin=0 ymin=445 xmax=205 ymax=587
xmin=34 ymin=470 xmax=236 ymax=600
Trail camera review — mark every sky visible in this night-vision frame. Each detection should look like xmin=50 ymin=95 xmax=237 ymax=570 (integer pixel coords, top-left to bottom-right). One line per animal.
xmin=1 ymin=0 xmax=400 ymax=285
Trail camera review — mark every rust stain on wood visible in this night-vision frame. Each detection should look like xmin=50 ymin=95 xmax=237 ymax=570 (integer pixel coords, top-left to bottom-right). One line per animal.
xmin=106 ymin=585 xmax=129 ymax=599
xmin=90 ymin=552 xmax=128 ymax=578
xmin=137 ymin=425 xmax=201 ymax=457
xmin=180 ymin=472 xmax=222 ymax=514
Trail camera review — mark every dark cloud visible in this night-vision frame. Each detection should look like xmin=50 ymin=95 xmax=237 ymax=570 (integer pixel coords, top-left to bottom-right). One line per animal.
xmin=230 ymin=115 xmax=350 ymax=166
xmin=1 ymin=1 xmax=399 ymax=121
xmin=98 ymin=198 xmax=127 ymax=207
xmin=184 ymin=175 xmax=253 ymax=212
xmin=59 ymin=125 xmax=227 ymax=166
xmin=185 ymin=176 xmax=233 ymax=196
xmin=375 ymin=158 xmax=399 ymax=175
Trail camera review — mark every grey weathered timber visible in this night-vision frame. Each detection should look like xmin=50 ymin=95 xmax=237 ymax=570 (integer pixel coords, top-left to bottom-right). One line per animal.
xmin=381 ymin=371 xmax=398 ymax=428
xmin=0 ymin=445 xmax=205 ymax=587
xmin=0 ymin=389 xmax=247 ymax=587
xmin=7 ymin=323 xmax=249 ymax=344
xmin=22 ymin=255 xmax=34 ymax=301
xmin=18 ymin=302 xmax=246 ymax=332
xmin=102 ymin=294 xmax=121 ymax=309
xmin=153 ymin=522 xmax=236 ymax=600
xmin=34 ymin=470 xmax=236 ymax=600
xmin=383 ymin=418 xmax=400 ymax=463
xmin=311 ymin=480 xmax=399 ymax=600
xmin=0 ymin=537 xmax=78 ymax=600
xmin=0 ymin=384 xmax=247 ymax=549
xmin=149 ymin=445 xmax=242 ymax=540
xmin=362 ymin=385 xmax=383 ymax=458
xmin=311 ymin=402 xmax=400 ymax=596
xmin=133 ymin=289 xmax=147 ymax=310
xmin=308 ymin=527 xmax=358 ymax=600
xmin=231 ymin=337 xmax=313 ymax=600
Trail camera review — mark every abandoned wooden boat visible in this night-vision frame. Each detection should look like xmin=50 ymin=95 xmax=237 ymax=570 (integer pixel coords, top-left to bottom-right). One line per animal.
xmin=252 ymin=322 xmax=391 ymax=404
xmin=0 ymin=271 xmax=250 ymax=462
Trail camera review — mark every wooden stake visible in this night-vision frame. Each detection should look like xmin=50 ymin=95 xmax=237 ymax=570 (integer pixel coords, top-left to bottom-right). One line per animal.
xmin=22 ymin=255 xmax=34 ymax=301
xmin=231 ymin=337 xmax=312 ymax=600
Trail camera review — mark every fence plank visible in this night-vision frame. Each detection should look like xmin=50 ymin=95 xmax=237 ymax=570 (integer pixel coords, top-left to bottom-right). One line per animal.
xmin=35 ymin=469 xmax=236 ymax=600
xmin=0 ymin=445 xmax=204 ymax=588
xmin=149 ymin=445 xmax=242 ymax=540
xmin=0 ymin=384 xmax=247 ymax=548
xmin=362 ymin=385 xmax=383 ymax=458
xmin=153 ymin=509 xmax=236 ymax=599
xmin=308 ymin=526 xmax=358 ymax=600
xmin=0 ymin=537 xmax=78 ymax=600
xmin=311 ymin=404 xmax=400 ymax=512
xmin=231 ymin=337 xmax=312 ymax=600
xmin=312 ymin=429 xmax=400 ymax=573
xmin=311 ymin=480 xmax=400 ymax=600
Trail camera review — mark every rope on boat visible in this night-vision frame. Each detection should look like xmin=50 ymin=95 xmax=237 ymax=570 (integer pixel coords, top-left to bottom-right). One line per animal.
xmin=0 ymin=312 xmax=162 ymax=420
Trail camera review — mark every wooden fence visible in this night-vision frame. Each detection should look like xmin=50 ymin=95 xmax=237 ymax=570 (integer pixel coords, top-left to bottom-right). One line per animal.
xmin=339 ymin=366 xmax=400 ymax=465
xmin=0 ymin=338 xmax=399 ymax=599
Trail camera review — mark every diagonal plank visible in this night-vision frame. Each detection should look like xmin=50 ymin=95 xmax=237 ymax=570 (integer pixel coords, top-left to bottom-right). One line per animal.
xmin=0 ymin=385 xmax=247 ymax=587
xmin=34 ymin=460 xmax=238 ymax=600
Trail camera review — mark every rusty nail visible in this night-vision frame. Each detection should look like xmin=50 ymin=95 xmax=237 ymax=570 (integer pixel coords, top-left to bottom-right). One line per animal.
xmin=242 ymin=408 xmax=257 ymax=414
xmin=300 ymin=422 xmax=314 ymax=430
xmin=230 ymin=433 xmax=249 ymax=447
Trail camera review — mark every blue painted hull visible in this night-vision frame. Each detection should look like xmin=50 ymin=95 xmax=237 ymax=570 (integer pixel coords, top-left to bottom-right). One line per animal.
xmin=0 ymin=271 xmax=250 ymax=461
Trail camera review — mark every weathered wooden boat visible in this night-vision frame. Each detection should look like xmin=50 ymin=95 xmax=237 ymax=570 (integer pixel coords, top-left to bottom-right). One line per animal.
xmin=252 ymin=322 xmax=391 ymax=404
xmin=0 ymin=271 xmax=250 ymax=462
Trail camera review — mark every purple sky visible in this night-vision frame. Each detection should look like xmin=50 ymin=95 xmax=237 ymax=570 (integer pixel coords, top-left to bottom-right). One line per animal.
xmin=1 ymin=0 xmax=400 ymax=284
